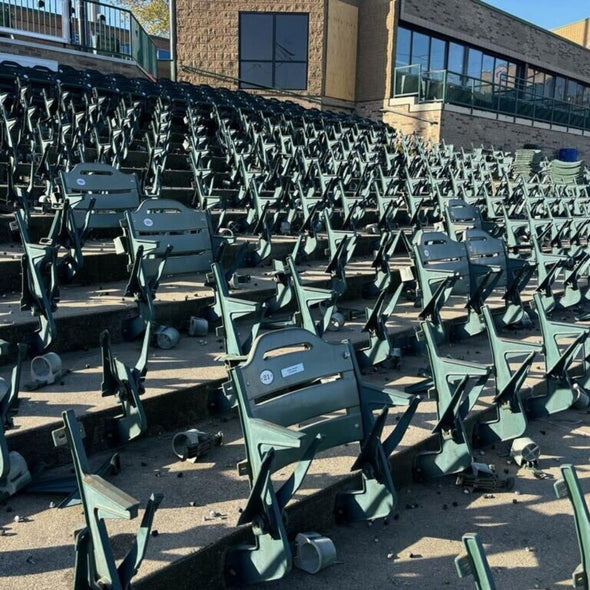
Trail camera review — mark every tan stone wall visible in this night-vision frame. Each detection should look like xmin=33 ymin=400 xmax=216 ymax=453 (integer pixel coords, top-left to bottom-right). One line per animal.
xmin=401 ymin=0 xmax=590 ymax=84
xmin=382 ymin=103 xmax=441 ymax=143
xmin=325 ymin=0 xmax=358 ymax=101
xmin=553 ymin=19 xmax=590 ymax=50
xmin=355 ymin=0 xmax=396 ymax=104
xmin=440 ymin=108 xmax=590 ymax=160
xmin=177 ymin=0 xmax=326 ymax=97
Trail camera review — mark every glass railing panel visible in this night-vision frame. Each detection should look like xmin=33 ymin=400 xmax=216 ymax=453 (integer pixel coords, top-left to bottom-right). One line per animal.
xmin=393 ymin=64 xmax=421 ymax=96
xmin=420 ymin=69 xmax=446 ymax=101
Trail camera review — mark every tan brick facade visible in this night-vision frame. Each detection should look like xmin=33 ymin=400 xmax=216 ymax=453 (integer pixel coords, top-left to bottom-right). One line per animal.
xmin=553 ymin=19 xmax=590 ymax=50
xmin=176 ymin=0 xmax=327 ymax=98
xmin=381 ymin=102 xmax=442 ymax=145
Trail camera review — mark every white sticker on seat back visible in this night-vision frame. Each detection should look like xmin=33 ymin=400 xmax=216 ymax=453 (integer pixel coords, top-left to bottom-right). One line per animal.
xmin=260 ymin=370 xmax=274 ymax=385
xmin=281 ymin=363 xmax=304 ymax=378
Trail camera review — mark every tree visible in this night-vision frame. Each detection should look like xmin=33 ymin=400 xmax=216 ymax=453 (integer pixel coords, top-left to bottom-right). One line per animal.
xmin=120 ymin=0 xmax=169 ymax=38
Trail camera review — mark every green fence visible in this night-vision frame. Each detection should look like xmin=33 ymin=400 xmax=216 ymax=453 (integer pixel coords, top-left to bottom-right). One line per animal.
xmin=0 ymin=0 xmax=158 ymax=78
xmin=83 ymin=1 xmax=157 ymax=77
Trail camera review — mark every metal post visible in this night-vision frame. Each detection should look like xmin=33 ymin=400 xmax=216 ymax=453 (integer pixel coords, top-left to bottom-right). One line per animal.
xmin=169 ymin=0 xmax=177 ymax=81
xmin=62 ymin=0 xmax=71 ymax=43
xmin=76 ymin=0 xmax=86 ymax=47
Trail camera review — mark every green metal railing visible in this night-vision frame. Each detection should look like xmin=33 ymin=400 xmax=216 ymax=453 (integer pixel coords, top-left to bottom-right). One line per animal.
xmin=78 ymin=1 xmax=157 ymax=76
xmin=393 ymin=65 xmax=590 ymax=132
xmin=0 ymin=0 xmax=157 ymax=77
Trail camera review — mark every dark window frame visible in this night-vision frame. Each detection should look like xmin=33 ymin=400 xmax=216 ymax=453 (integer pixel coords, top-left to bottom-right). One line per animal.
xmin=239 ymin=11 xmax=309 ymax=91
xmin=395 ymin=20 xmax=590 ymax=103
xmin=395 ymin=25 xmax=412 ymax=68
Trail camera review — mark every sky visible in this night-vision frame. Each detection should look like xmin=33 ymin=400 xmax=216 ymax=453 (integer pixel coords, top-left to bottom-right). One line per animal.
xmin=483 ymin=1 xmax=589 ymax=30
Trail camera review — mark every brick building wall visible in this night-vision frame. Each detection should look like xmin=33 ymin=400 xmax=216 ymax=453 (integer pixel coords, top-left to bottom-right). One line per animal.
xmin=553 ymin=19 xmax=590 ymax=50
xmin=400 ymin=0 xmax=590 ymax=84
xmin=381 ymin=102 xmax=442 ymax=144
xmin=176 ymin=0 xmax=327 ymax=98
xmin=440 ymin=108 xmax=590 ymax=160
xmin=172 ymin=0 xmax=590 ymax=156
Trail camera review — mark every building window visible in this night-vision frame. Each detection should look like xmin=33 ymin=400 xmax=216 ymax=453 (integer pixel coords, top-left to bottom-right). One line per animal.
xmin=429 ymin=37 xmax=447 ymax=71
xmin=481 ymin=54 xmax=494 ymax=82
xmin=392 ymin=22 xmax=590 ymax=116
xmin=411 ymin=31 xmax=430 ymax=71
xmin=447 ymin=42 xmax=464 ymax=85
xmin=544 ymin=74 xmax=555 ymax=98
xmin=554 ymin=76 xmax=566 ymax=101
xmin=395 ymin=27 xmax=412 ymax=67
xmin=467 ymin=48 xmax=482 ymax=80
xmin=157 ymin=49 xmax=170 ymax=60
xmin=239 ymin=12 xmax=309 ymax=90
xmin=494 ymin=59 xmax=508 ymax=86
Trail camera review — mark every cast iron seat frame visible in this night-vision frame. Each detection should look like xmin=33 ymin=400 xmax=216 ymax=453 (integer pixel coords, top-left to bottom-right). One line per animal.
xmin=227 ymin=328 xmax=419 ymax=584
xmin=53 ymin=410 xmax=162 ymax=590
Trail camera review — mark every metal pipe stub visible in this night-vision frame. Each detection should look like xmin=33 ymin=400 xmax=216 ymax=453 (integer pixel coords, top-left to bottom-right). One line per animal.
xmin=510 ymin=437 xmax=540 ymax=467
xmin=293 ymin=532 xmax=337 ymax=574
xmin=172 ymin=429 xmax=223 ymax=462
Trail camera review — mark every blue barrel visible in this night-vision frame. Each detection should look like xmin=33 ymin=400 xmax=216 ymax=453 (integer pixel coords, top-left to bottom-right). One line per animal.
xmin=558 ymin=148 xmax=579 ymax=162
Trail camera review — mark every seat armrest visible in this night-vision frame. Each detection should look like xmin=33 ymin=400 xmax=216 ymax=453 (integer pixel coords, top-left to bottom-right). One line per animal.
xmin=249 ymin=418 xmax=306 ymax=451
xmin=360 ymin=381 xmax=417 ymax=407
